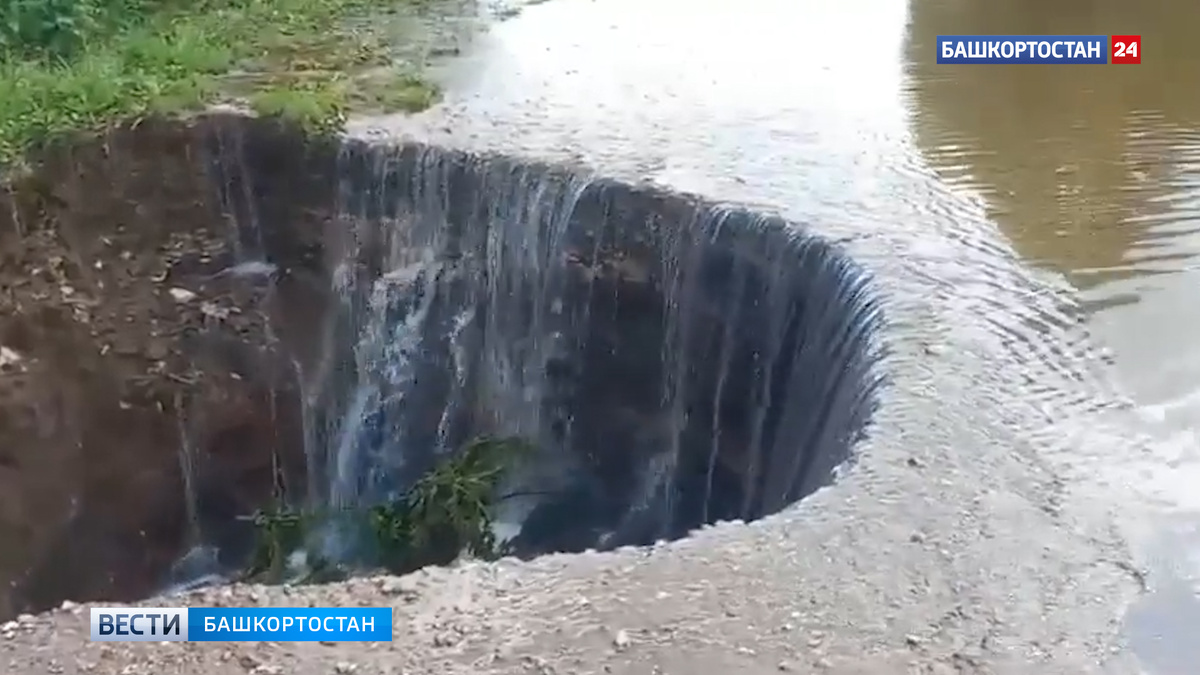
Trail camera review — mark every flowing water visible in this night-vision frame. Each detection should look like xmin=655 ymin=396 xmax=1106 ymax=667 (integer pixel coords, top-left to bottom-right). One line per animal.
xmin=341 ymin=0 xmax=1200 ymax=671
xmin=287 ymin=142 xmax=883 ymax=560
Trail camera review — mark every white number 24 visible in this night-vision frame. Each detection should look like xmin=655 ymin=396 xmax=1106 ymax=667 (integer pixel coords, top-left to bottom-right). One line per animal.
xmin=1115 ymin=41 xmax=1139 ymax=58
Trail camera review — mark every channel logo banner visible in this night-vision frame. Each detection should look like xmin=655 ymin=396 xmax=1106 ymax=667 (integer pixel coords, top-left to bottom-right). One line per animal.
xmin=90 ymin=607 xmax=393 ymax=642
xmin=937 ymin=35 xmax=1108 ymax=65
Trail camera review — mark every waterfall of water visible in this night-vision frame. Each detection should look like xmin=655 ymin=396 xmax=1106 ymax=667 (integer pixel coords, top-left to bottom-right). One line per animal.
xmin=164 ymin=127 xmax=884 ymax=591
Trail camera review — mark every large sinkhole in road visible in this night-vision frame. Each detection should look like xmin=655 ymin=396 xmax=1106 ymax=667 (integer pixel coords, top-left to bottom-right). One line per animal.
xmin=0 ymin=115 xmax=885 ymax=615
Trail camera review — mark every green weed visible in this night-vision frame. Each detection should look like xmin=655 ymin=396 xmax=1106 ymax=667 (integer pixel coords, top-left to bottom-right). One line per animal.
xmin=244 ymin=435 xmax=532 ymax=585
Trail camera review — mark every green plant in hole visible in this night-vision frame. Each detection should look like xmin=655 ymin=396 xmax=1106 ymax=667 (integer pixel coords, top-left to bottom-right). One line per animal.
xmin=244 ymin=502 xmax=309 ymax=583
xmin=243 ymin=435 xmax=532 ymax=585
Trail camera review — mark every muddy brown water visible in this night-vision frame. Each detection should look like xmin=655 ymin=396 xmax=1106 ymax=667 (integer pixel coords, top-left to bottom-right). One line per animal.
xmin=907 ymin=1 xmax=1200 ymax=671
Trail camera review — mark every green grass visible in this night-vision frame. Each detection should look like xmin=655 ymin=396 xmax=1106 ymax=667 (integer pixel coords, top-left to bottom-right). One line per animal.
xmin=0 ymin=0 xmax=442 ymax=165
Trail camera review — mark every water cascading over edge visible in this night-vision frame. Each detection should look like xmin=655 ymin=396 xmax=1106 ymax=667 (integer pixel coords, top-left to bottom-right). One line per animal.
xmin=180 ymin=120 xmax=887 ymax=579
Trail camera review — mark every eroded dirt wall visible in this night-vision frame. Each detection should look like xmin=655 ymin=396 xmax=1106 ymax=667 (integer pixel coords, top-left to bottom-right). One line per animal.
xmin=0 ymin=117 xmax=337 ymax=618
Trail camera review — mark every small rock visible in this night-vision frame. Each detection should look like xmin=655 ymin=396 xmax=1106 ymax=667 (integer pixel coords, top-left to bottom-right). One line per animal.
xmin=777 ymin=661 xmax=794 ymax=672
xmin=334 ymin=662 xmax=358 ymax=674
xmin=613 ymin=629 xmax=631 ymax=651
xmin=169 ymin=288 xmax=198 ymax=303
xmin=736 ymin=646 xmax=756 ymax=656
xmin=200 ymin=301 xmax=230 ymax=319
xmin=60 ymin=600 xmax=78 ymax=612
xmin=0 ymin=621 xmax=16 ymax=632
xmin=380 ymin=577 xmax=419 ymax=599
xmin=0 ymin=346 xmax=22 ymax=369
xmin=432 ymin=632 xmax=457 ymax=648
xmin=251 ymin=667 xmax=282 ymax=675
xmin=905 ymin=634 xmax=923 ymax=647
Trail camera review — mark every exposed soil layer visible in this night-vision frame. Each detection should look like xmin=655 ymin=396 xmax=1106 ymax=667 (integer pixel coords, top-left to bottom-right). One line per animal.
xmin=0 ymin=117 xmax=339 ymax=618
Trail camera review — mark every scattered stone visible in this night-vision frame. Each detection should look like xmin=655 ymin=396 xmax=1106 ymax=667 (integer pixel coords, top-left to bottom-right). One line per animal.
xmin=334 ymin=662 xmax=358 ymax=674
xmin=168 ymin=287 xmax=198 ymax=303
xmin=612 ymin=629 xmax=631 ymax=651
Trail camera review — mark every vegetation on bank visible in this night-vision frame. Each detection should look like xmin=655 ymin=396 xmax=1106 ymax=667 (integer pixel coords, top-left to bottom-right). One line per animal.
xmin=0 ymin=0 xmax=442 ymax=165
xmin=243 ymin=435 xmax=531 ymax=585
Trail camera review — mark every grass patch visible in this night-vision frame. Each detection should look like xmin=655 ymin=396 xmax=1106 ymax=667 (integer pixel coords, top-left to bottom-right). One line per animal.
xmin=0 ymin=0 xmax=443 ymax=164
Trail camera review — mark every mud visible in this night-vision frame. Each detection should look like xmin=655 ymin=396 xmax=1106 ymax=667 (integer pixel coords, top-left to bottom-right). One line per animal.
xmin=0 ymin=118 xmax=332 ymax=617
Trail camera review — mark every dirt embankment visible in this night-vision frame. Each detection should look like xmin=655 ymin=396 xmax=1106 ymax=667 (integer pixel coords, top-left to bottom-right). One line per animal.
xmin=0 ymin=117 xmax=340 ymax=619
